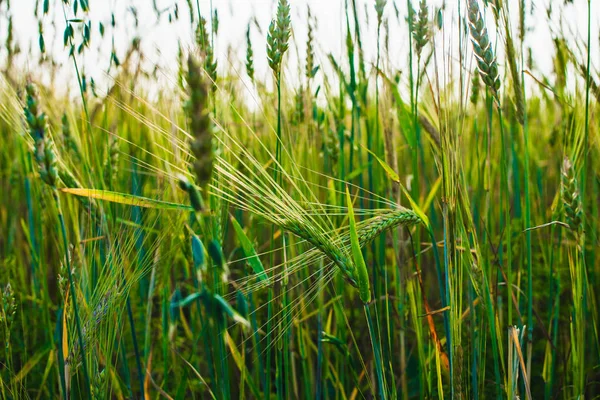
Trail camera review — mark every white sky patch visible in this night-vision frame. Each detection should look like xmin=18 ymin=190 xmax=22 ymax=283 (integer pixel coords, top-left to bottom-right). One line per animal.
xmin=2 ymin=0 xmax=598 ymax=101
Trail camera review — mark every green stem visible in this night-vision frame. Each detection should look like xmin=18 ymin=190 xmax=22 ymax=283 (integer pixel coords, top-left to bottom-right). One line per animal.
xmin=55 ymin=192 xmax=92 ymax=399
xmin=126 ymin=297 xmax=145 ymax=399
xmin=365 ymin=303 xmax=386 ymax=400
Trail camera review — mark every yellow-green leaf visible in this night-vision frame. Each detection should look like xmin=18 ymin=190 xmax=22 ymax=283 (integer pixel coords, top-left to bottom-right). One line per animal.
xmin=362 ymin=145 xmax=400 ymax=183
xmin=399 ymin=184 xmax=431 ymax=230
xmin=61 ymin=188 xmax=192 ymax=211
xmin=423 ymin=176 xmax=442 ymax=211
xmin=361 ymin=144 xmax=430 ymax=229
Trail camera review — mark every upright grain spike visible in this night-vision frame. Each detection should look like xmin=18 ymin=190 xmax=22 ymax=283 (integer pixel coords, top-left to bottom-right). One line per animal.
xmin=245 ymin=23 xmax=255 ymax=82
xmin=467 ymin=0 xmax=501 ymax=103
xmin=195 ymin=17 xmax=217 ymax=90
xmin=413 ymin=0 xmax=430 ymax=58
xmin=305 ymin=8 xmax=315 ymax=82
xmin=24 ymin=83 xmax=59 ymax=188
xmin=375 ymin=0 xmax=387 ymax=25
xmin=186 ymin=54 xmax=215 ymax=199
xmin=275 ymin=0 xmax=291 ymax=60
xmin=267 ymin=0 xmax=291 ymax=76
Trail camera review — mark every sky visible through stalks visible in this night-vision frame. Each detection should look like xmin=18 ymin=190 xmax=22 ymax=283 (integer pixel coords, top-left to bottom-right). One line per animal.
xmin=6 ymin=0 xmax=598 ymax=96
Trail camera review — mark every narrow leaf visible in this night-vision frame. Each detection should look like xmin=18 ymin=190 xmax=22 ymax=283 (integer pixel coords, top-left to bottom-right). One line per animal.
xmin=230 ymin=216 xmax=269 ymax=283
xmin=362 ymin=144 xmax=430 ymax=229
xmin=61 ymin=188 xmax=192 ymax=211
xmin=346 ymin=187 xmax=371 ymax=303
xmin=12 ymin=347 xmax=51 ymax=383
xmin=399 ymin=184 xmax=431 ymax=230
xmin=362 ymin=144 xmax=400 ymax=182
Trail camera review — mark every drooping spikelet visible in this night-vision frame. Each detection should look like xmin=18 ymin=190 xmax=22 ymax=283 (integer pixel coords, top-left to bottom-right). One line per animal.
xmin=467 ymin=0 xmax=501 ymax=102
xmin=356 ymin=208 xmax=421 ymax=246
xmin=561 ymin=157 xmax=582 ymax=236
xmin=24 ymin=83 xmax=58 ymax=188
xmin=186 ymin=54 xmax=215 ymax=201
xmin=280 ymin=218 xmax=358 ymax=286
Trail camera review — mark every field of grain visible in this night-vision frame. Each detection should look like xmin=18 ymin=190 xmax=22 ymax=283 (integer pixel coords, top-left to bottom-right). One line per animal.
xmin=0 ymin=0 xmax=599 ymax=398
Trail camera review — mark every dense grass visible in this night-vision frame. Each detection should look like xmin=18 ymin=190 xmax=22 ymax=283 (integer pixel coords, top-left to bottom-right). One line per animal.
xmin=0 ymin=0 xmax=599 ymax=398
